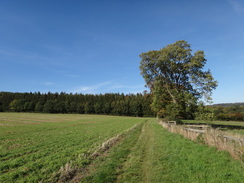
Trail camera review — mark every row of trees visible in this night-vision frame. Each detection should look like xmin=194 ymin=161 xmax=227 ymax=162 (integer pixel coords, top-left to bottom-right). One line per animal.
xmin=1 ymin=91 xmax=243 ymax=121
xmin=188 ymin=103 xmax=244 ymax=121
xmin=0 ymin=92 xmax=155 ymax=117
xmin=213 ymin=105 xmax=244 ymax=121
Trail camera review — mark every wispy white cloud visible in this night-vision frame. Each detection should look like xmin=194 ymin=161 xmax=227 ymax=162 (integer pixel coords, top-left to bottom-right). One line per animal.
xmin=40 ymin=44 xmax=74 ymax=57
xmin=0 ymin=47 xmax=51 ymax=66
xmin=70 ymin=81 xmax=146 ymax=94
xmin=0 ymin=49 xmax=12 ymax=56
xmin=108 ymin=83 xmax=145 ymax=91
xmin=228 ymin=0 xmax=244 ymax=14
xmin=44 ymin=82 xmax=55 ymax=86
xmin=65 ymin=74 xmax=80 ymax=78
xmin=71 ymin=81 xmax=113 ymax=94
xmin=108 ymin=84 xmax=126 ymax=90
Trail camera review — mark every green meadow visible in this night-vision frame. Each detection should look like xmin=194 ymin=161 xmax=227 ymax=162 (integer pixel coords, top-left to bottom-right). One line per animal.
xmin=1 ymin=113 xmax=244 ymax=183
xmin=0 ymin=113 xmax=143 ymax=182
xmin=183 ymin=119 xmax=244 ymax=127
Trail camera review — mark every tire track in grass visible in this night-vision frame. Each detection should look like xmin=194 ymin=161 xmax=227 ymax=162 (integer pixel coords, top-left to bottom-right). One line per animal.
xmin=83 ymin=120 xmax=165 ymax=183
xmin=73 ymin=119 xmax=244 ymax=183
xmin=117 ymin=120 xmax=157 ymax=183
xmin=80 ymin=120 xmax=146 ymax=183
xmin=117 ymin=120 xmax=244 ymax=183
xmin=58 ymin=121 xmax=144 ymax=183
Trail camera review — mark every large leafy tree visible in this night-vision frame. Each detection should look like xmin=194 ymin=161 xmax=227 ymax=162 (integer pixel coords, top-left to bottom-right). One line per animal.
xmin=140 ymin=40 xmax=218 ymax=119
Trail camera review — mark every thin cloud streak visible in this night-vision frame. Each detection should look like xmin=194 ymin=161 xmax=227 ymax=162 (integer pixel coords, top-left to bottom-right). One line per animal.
xmin=44 ymin=82 xmax=55 ymax=86
xmin=71 ymin=81 xmax=113 ymax=94
xmin=228 ymin=0 xmax=244 ymax=14
xmin=70 ymin=81 xmax=146 ymax=94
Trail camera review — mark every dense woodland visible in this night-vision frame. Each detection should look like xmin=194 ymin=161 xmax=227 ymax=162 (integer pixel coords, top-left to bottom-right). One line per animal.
xmin=213 ymin=103 xmax=244 ymax=107
xmin=211 ymin=103 xmax=244 ymax=121
xmin=213 ymin=105 xmax=244 ymax=121
xmin=195 ymin=103 xmax=244 ymax=122
xmin=0 ymin=92 xmax=155 ymax=117
xmin=0 ymin=92 xmax=244 ymax=121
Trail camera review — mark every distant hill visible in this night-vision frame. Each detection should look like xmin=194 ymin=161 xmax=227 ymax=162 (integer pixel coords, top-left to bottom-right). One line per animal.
xmin=212 ymin=102 xmax=244 ymax=107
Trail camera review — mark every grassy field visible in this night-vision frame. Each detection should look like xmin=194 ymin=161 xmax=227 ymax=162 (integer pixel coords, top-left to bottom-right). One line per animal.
xmin=228 ymin=129 xmax=244 ymax=135
xmin=183 ymin=119 xmax=244 ymax=127
xmin=0 ymin=113 xmax=145 ymax=182
xmin=1 ymin=113 xmax=244 ymax=182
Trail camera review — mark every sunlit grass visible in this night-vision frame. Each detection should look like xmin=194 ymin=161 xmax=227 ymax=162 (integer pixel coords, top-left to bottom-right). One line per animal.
xmin=0 ymin=113 xmax=143 ymax=182
xmin=183 ymin=119 xmax=244 ymax=126
xmin=2 ymin=113 xmax=244 ymax=182
xmin=84 ymin=120 xmax=244 ymax=183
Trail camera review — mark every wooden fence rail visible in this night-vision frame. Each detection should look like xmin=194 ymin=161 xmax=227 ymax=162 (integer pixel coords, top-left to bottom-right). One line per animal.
xmin=184 ymin=128 xmax=205 ymax=133
xmin=161 ymin=120 xmax=244 ymax=144
xmin=223 ymin=135 xmax=244 ymax=145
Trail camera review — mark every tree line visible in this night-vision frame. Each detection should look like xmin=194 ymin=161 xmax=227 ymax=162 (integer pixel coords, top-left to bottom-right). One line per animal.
xmin=0 ymin=91 xmax=243 ymax=121
xmin=213 ymin=105 xmax=244 ymax=121
xmin=213 ymin=103 xmax=244 ymax=107
xmin=190 ymin=102 xmax=244 ymax=122
xmin=0 ymin=91 xmax=155 ymax=117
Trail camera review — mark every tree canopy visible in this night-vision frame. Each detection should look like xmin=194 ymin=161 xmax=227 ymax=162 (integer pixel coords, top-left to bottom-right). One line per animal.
xmin=0 ymin=92 xmax=155 ymax=117
xmin=140 ymin=40 xmax=218 ymax=120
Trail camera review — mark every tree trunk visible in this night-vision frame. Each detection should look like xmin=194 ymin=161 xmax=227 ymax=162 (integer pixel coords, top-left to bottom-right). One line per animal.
xmin=166 ymin=85 xmax=176 ymax=104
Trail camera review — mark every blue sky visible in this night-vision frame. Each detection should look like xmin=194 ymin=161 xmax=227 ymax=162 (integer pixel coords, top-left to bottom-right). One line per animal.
xmin=0 ymin=0 xmax=244 ymax=104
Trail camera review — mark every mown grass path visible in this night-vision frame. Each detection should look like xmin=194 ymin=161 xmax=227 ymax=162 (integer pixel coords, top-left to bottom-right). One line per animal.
xmin=117 ymin=120 xmax=158 ymax=182
xmin=84 ymin=120 xmax=244 ymax=183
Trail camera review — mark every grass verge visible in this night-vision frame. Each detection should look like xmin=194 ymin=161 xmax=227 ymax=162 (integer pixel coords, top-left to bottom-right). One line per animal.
xmin=183 ymin=119 xmax=244 ymax=127
xmin=83 ymin=120 xmax=244 ymax=183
